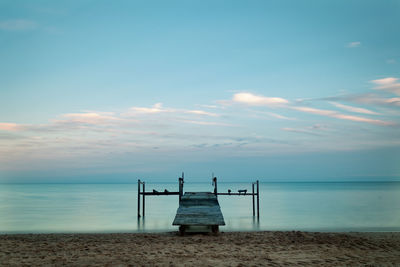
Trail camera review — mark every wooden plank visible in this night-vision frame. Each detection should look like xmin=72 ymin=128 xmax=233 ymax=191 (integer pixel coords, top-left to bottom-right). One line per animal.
xmin=173 ymin=192 xmax=225 ymax=226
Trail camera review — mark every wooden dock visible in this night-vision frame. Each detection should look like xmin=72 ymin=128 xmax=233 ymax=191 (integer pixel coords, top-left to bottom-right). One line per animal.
xmin=172 ymin=192 xmax=225 ymax=234
xmin=137 ymin=175 xmax=259 ymax=234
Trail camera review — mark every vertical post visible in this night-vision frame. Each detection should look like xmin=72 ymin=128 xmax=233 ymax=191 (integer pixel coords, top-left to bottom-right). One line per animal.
xmin=179 ymin=176 xmax=183 ymax=202
xmin=137 ymin=179 xmax=141 ymax=218
xmin=256 ymin=180 xmax=260 ymax=218
xmin=213 ymin=177 xmax=217 ymax=196
xmin=252 ymin=183 xmax=255 ymax=216
xmin=142 ymin=182 xmax=145 ymax=217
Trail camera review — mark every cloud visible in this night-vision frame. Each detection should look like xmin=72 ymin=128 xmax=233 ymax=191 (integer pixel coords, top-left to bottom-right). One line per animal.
xmin=265 ymin=112 xmax=294 ymax=120
xmin=386 ymin=59 xmax=396 ymax=64
xmin=186 ymin=110 xmax=218 ymax=117
xmin=0 ymin=123 xmax=19 ymax=131
xmin=282 ymin=127 xmax=322 ymax=136
xmin=371 ymin=77 xmax=400 ymax=95
xmin=291 ymin=106 xmax=393 ymax=126
xmin=199 ymin=105 xmax=219 ymax=109
xmin=385 ymin=97 xmax=400 ymax=106
xmin=330 ymin=102 xmax=380 ymax=115
xmin=332 ymin=113 xmax=393 ymax=126
xmin=60 ymin=112 xmax=120 ymax=125
xmin=224 ymin=91 xmax=395 ymax=126
xmin=347 ymin=41 xmax=361 ymax=48
xmin=180 ymin=120 xmax=234 ymax=126
xmin=327 ymin=94 xmax=400 ymax=107
xmin=127 ymin=103 xmax=220 ymax=119
xmin=0 ymin=19 xmax=37 ymax=31
xmin=232 ymin=92 xmax=289 ymax=106
xmin=251 ymin=110 xmax=295 ymax=120
xmin=371 ymin=77 xmax=398 ymax=86
xmin=128 ymin=103 xmax=172 ymax=114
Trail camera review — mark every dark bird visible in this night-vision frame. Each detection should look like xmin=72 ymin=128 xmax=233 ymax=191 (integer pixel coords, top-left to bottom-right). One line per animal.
xmin=238 ymin=189 xmax=247 ymax=195
xmin=228 ymin=189 xmax=231 ymax=194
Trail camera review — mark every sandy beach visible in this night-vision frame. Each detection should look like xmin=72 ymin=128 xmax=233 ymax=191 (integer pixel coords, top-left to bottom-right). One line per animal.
xmin=1 ymin=231 xmax=399 ymax=266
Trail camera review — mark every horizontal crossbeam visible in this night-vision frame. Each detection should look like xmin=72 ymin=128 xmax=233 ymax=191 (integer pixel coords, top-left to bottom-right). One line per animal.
xmin=217 ymin=193 xmax=257 ymax=196
xmin=140 ymin=192 xmax=180 ymax=196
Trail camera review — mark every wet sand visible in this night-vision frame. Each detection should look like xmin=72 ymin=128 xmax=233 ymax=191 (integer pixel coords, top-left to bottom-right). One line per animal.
xmin=1 ymin=231 xmax=399 ymax=266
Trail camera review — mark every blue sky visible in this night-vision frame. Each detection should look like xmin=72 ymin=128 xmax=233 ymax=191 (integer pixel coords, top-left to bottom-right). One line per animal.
xmin=0 ymin=0 xmax=399 ymax=182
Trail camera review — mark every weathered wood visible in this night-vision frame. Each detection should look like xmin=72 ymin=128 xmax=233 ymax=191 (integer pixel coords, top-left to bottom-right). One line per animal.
xmin=173 ymin=192 xmax=225 ymax=226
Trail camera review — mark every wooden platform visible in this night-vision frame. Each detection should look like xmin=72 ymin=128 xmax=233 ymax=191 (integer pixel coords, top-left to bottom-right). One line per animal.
xmin=172 ymin=192 xmax=225 ymax=233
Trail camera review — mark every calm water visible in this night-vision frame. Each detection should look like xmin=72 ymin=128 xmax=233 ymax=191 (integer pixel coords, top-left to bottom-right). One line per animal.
xmin=1 ymin=182 xmax=399 ymax=233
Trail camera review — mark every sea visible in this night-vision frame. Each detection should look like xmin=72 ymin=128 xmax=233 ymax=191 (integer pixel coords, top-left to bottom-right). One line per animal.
xmin=1 ymin=181 xmax=399 ymax=233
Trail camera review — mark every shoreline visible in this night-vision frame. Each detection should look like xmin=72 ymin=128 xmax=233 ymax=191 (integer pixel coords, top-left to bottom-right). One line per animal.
xmin=1 ymin=231 xmax=399 ymax=266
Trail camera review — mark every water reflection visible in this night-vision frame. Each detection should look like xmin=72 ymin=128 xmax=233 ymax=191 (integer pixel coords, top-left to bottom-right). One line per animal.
xmin=1 ymin=182 xmax=400 ymax=233
xmin=252 ymin=216 xmax=260 ymax=231
xmin=137 ymin=217 xmax=146 ymax=232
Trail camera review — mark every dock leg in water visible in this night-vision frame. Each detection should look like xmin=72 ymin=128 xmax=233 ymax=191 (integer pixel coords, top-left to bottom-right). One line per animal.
xmin=179 ymin=225 xmax=186 ymax=236
xmin=211 ymin=225 xmax=219 ymax=234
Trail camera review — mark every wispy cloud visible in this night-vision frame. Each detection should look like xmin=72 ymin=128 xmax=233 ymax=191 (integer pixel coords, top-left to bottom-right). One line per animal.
xmin=180 ymin=120 xmax=233 ymax=126
xmin=282 ymin=127 xmax=323 ymax=136
xmin=371 ymin=77 xmax=400 ymax=95
xmin=129 ymin=103 xmax=170 ymax=114
xmin=126 ymin=103 xmax=219 ymax=119
xmin=1 ymin=104 xmax=224 ymax=136
xmin=0 ymin=19 xmax=37 ymax=31
xmin=327 ymin=94 xmax=400 ymax=107
xmin=347 ymin=41 xmax=361 ymax=48
xmin=186 ymin=110 xmax=218 ymax=117
xmin=332 ymin=113 xmax=393 ymax=126
xmin=330 ymin=102 xmax=380 ymax=115
xmin=265 ymin=112 xmax=294 ymax=120
xmin=386 ymin=59 xmax=396 ymax=64
xmin=60 ymin=112 xmax=121 ymax=125
xmin=220 ymin=91 xmax=395 ymax=126
xmin=0 ymin=123 xmax=19 ymax=131
xmin=291 ymin=106 xmax=393 ymax=126
xmin=250 ymin=110 xmax=295 ymax=120
xmin=231 ymin=92 xmax=289 ymax=106
xmin=385 ymin=97 xmax=400 ymax=106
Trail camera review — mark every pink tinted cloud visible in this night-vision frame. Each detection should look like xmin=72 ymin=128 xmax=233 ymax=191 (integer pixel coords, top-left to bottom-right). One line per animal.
xmin=371 ymin=77 xmax=400 ymax=95
xmin=330 ymin=102 xmax=380 ymax=115
xmin=292 ymin=106 xmax=393 ymax=126
xmin=0 ymin=123 xmax=19 ymax=131
xmin=61 ymin=112 xmax=120 ymax=125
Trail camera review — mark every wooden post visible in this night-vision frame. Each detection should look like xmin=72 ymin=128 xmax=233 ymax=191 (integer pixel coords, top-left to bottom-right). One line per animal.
xmin=256 ymin=180 xmax=260 ymax=218
xmin=137 ymin=179 xmax=141 ymax=218
xmin=179 ymin=176 xmax=183 ymax=202
xmin=142 ymin=182 xmax=145 ymax=217
xmin=252 ymin=183 xmax=255 ymax=216
xmin=213 ymin=177 xmax=217 ymax=197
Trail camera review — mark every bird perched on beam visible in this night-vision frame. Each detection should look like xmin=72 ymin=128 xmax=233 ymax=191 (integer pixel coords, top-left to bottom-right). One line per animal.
xmin=238 ymin=189 xmax=247 ymax=195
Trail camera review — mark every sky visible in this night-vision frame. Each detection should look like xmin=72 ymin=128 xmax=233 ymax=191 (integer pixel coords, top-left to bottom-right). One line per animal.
xmin=0 ymin=0 xmax=399 ymax=182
